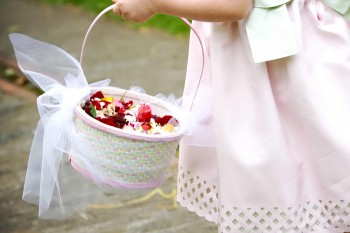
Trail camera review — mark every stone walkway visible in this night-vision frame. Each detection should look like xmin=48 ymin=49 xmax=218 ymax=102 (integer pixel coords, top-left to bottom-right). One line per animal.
xmin=0 ymin=0 xmax=216 ymax=232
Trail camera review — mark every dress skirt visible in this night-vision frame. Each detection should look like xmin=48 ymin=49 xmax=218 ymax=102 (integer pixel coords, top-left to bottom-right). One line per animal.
xmin=177 ymin=0 xmax=350 ymax=232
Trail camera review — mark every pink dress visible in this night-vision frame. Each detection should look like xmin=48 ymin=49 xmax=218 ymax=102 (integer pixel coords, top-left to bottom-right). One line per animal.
xmin=178 ymin=0 xmax=350 ymax=232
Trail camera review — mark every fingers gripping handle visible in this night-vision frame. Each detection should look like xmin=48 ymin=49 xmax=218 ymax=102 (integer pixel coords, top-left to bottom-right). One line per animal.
xmin=80 ymin=4 xmax=205 ymax=112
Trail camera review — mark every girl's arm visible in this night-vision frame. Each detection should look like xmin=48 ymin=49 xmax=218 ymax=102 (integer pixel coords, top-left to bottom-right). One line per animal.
xmin=112 ymin=0 xmax=252 ymax=22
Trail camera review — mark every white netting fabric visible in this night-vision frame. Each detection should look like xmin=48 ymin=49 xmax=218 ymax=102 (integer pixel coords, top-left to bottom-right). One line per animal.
xmin=177 ymin=167 xmax=350 ymax=233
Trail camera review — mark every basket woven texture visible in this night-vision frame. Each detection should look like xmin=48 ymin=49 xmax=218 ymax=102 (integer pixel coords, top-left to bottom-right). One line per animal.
xmin=69 ymin=88 xmax=182 ymax=189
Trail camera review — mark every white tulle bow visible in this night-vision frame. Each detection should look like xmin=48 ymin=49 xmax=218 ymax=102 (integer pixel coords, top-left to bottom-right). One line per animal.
xmin=9 ymin=33 xmax=110 ymax=217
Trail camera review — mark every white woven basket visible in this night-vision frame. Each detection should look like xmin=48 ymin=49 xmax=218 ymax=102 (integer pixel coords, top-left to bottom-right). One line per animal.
xmin=70 ymin=87 xmax=183 ymax=189
xmin=68 ymin=4 xmax=204 ymax=189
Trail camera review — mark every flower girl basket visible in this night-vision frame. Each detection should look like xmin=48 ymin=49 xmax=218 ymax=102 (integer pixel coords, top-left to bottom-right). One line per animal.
xmin=9 ymin=3 xmax=204 ymax=218
xmin=69 ymin=5 xmax=204 ymax=189
xmin=71 ymin=87 xmax=184 ymax=189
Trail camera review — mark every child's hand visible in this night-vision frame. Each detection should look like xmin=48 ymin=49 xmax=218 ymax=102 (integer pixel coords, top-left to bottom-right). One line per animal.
xmin=112 ymin=0 xmax=154 ymax=22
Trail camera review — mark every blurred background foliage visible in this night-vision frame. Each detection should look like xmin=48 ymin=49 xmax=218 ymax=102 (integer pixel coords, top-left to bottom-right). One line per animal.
xmin=37 ymin=0 xmax=190 ymax=35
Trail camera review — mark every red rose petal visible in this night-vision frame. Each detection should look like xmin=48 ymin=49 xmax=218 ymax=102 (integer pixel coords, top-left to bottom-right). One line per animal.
xmin=90 ymin=91 xmax=104 ymax=100
xmin=97 ymin=117 xmax=116 ymax=127
xmin=125 ymin=100 xmax=133 ymax=109
xmin=137 ymin=104 xmax=152 ymax=122
xmin=155 ymin=115 xmax=173 ymax=126
xmin=141 ymin=123 xmax=152 ymax=131
xmin=91 ymin=100 xmax=103 ymax=110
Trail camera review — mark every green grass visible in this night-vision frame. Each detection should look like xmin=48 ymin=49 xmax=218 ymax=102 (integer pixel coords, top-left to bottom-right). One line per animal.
xmin=37 ymin=0 xmax=190 ymax=35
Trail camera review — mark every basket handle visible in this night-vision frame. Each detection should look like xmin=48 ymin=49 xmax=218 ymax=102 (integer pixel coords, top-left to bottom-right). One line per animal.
xmin=80 ymin=4 xmax=205 ymax=112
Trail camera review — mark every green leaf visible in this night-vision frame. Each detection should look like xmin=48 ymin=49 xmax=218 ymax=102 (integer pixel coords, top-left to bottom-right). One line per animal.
xmin=90 ymin=103 xmax=97 ymax=118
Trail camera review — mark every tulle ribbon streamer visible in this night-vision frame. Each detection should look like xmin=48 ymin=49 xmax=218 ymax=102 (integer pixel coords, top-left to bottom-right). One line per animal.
xmin=9 ymin=33 xmax=111 ymax=217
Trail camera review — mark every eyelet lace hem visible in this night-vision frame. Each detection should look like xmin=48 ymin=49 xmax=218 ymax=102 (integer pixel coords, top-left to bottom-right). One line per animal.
xmin=177 ymin=167 xmax=350 ymax=233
